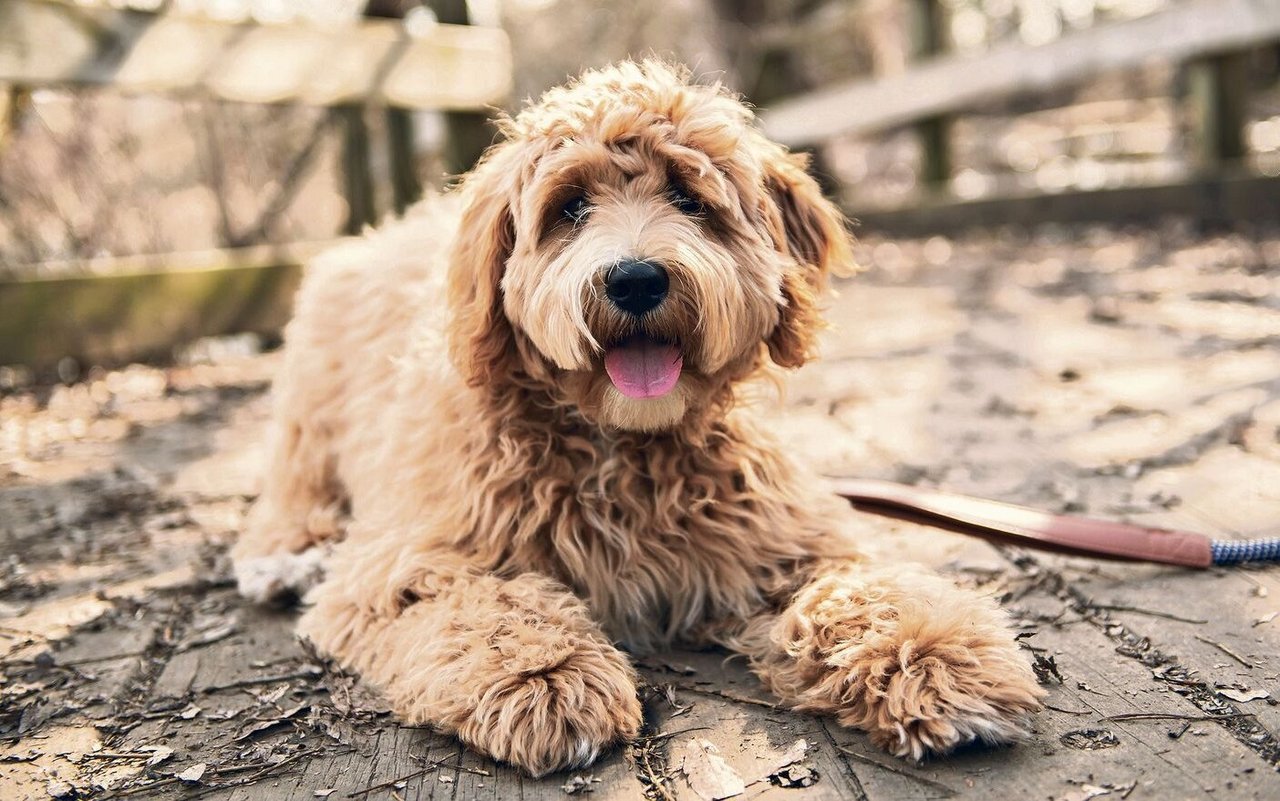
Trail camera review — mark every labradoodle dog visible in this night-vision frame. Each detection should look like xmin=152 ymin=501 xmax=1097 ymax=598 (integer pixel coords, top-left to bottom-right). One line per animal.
xmin=232 ymin=60 xmax=1042 ymax=777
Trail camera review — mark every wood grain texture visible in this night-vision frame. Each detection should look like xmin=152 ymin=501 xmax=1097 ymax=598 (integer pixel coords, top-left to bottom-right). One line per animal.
xmin=3 ymin=226 xmax=1280 ymax=799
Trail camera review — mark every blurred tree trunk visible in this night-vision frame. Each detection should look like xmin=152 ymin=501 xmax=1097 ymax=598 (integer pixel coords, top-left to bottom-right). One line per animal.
xmin=1187 ymin=52 xmax=1249 ymax=171
xmin=364 ymin=0 xmax=423 ymax=212
xmin=427 ymin=0 xmax=494 ymax=177
xmin=338 ymin=104 xmax=377 ymax=234
xmin=385 ymin=108 xmax=421 ymax=212
xmin=708 ymin=0 xmax=836 ymax=193
xmin=908 ymin=0 xmax=951 ymax=191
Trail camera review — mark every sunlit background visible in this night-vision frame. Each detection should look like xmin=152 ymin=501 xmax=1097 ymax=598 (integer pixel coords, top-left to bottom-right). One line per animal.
xmin=2 ymin=0 xmax=1278 ymax=278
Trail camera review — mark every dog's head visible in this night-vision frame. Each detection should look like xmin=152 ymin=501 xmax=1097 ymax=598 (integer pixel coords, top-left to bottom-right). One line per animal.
xmin=446 ymin=60 xmax=854 ymax=432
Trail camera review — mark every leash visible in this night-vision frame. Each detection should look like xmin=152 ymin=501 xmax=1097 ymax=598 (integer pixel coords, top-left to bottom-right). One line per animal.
xmin=830 ymin=477 xmax=1280 ymax=568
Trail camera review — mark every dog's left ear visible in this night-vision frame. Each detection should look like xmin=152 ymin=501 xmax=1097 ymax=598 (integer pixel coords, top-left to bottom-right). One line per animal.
xmin=762 ymin=150 xmax=856 ymax=369
xmin=446 ymin=139 xmax=525 ymax=388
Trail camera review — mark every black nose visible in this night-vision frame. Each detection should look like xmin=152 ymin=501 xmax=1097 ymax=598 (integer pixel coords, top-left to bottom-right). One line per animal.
xmin=605 ymin=260 xmax=669 ymax=315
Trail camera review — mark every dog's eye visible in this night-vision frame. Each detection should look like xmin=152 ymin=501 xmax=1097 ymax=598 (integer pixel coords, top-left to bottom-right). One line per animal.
xmin=670 ymin=187 xmax=704 ymax=216
xmin=562 ymin=196 xmax=591 ymax=225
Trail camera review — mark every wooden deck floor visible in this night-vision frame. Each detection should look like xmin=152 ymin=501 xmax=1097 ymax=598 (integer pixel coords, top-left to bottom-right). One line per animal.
xmin=4 ymin=224 xmax=1280 ymax=800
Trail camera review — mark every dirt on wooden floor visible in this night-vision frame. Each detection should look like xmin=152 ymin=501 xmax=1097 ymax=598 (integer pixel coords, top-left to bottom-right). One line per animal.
xmin=3 ymin=222 xmax=1280 ymax=800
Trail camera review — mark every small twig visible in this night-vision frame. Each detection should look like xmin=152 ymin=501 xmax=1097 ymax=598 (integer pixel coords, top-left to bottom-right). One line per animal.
xmin=836 ymin=747 xmax=956 ymax=797
xmin=1152 ymin=673 xmax=1205 ymax=687
xmin=1100 ymin=712 xmax=1256 ymax=723
xmin=99 ymin=778 xmax=179 ymax=799
xmin=1092 ymin=604 xmax=1207 ymax=625
xmin=199 ymin=669 xmax=318 ymax=693
xmin=670 ymin=684 xmax=777 ymax=709
xmin=408 ymin=752 xmax=491 ymax=777
xmin=246 ymin=749 xmax=312 ymax=783
xmin=637 ymin=739 xmax=675 ymax=801
xmin=137 ymin=707 xmax=188 ymax=721
xmin=209 ymin=761 xmax=279 ymax=775
xmin=247 ymin=655 xmax=308 ymax=670
xmin=634 ymin=726 xmax=712 ymax=743
xmin=179 ymin=749 xmax=328 ymax=801
xmin=348 ymin=758 xmax=461 ymax=798
xmin=1194 ymin=635 xmax=1256 ymax=669
xmin=1044 ymin=703 xmax=1091 ymax=715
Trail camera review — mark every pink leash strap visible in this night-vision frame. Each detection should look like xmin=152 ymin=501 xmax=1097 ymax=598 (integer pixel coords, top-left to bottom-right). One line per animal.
xmin=829 ymin=477 xmax=1214 ymax=568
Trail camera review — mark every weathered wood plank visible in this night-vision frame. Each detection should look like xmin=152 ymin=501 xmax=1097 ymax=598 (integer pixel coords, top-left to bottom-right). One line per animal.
xmin=1076 ymin=451 xmax=1280 ymax=736
xmin=762 ymin=0 xmax=1280 ymax=146
xmin=847 ymin=173 xmax=1280 ymax=235
xmin=0 ymin=241 xmax=336 ymax=370
xmin=637 ymin=649 xmax=859 ymax=801
xmin=6 ymin=226 xmax=1280 ymax=799
xmin=1188 ymin=52 xmax=1252 ymax=168
xmin=0 ymin=0 xmax=511 ymax=110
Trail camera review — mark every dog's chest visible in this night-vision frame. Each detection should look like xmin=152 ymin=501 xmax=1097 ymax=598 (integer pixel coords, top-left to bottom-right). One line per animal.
xmin=460 ymin=418 xmax=829 ymax=648
xmin=528 ymin=439 xmax=776 ymax=647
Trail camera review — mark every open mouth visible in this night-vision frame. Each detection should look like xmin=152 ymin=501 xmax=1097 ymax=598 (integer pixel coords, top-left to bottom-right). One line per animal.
xmin=603 ymin=335 xmax=683 ymax=399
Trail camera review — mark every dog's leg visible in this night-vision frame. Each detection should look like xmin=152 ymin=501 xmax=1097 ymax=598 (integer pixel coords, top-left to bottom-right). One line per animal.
xmin=298 ymin=540 xmax=643 ymax=777
xmin=232 ymin=412 xmax=346 ymax=602
xmin=722 ymin=561 xmax=1043 ymax=760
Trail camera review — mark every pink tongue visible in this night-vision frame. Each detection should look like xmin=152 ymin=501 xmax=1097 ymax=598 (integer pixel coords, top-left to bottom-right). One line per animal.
xmin=604 ymin=339 xmax=683 ymax=399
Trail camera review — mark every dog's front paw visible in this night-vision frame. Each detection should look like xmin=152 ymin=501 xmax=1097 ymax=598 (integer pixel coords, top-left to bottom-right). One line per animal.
xmin=765 ymin=568 xmax=1044 ymax=762
xmin=856 ymin=645 xmax=1042 ymax=760
xmin=827 ymin=606 xmax=1044 ymax=760
xmin=458 ymin=640 xmax=642 ymax=777
xmin=233 ymin=546 xmax=328 ymax=603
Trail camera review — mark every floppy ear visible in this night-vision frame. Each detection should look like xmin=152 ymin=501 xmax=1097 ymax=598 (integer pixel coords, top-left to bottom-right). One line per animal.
xmin=446 ymin=140 xmax=524 ymax=388
xmin=762 ymin=150 xmax=856 ymax=369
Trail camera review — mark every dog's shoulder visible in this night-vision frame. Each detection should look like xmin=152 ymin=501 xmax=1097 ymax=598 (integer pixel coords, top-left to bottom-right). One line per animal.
xmin=289 ymin=193 xmax=462 ymax=333
xmin=312 ymin=193 xmax=460 ymax=283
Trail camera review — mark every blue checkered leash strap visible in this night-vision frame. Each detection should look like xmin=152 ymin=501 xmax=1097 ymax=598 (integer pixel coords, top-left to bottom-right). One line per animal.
xmin=830 ymin=478 xmax=1280 ymax=568
xmin=1210 ymin=538 xmax=1280 ymax=565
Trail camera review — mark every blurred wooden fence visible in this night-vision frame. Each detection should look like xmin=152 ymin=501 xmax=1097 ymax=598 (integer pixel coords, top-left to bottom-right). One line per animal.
xmin=5 ymin=0 xmax=1280 ymax=371
xmin=0 ymin=243 xmax=328 ymax=371
xmin=0 ymin=0 xmax=510 ymax=371
xmin=761 ymin=0 xmax=1280 ymax=233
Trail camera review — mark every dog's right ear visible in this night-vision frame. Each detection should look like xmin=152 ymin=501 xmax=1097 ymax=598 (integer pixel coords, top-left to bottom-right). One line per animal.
xmin=761 ymin=149 xmax=857 ymax=369
xmin=446 ymin=140 xmax=525 ymax=388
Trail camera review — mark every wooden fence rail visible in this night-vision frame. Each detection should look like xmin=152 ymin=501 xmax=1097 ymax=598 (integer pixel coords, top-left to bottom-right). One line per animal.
xmin=0 ymin=242 xmax=338 ymax=369
xmin=0 ymin=0 xmax=511 ymax=109
xmin=761 ymin=0 xmax=1280 ymax=147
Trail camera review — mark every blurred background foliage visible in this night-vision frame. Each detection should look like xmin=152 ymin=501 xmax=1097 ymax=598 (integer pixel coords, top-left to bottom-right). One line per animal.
xmin=1 ymin=0 xmax=1279 ymax=275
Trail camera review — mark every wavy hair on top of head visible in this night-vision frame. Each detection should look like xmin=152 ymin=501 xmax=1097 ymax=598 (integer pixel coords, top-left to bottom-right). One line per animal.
xmin=445 ymin=59 xmax=857 ymax=392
